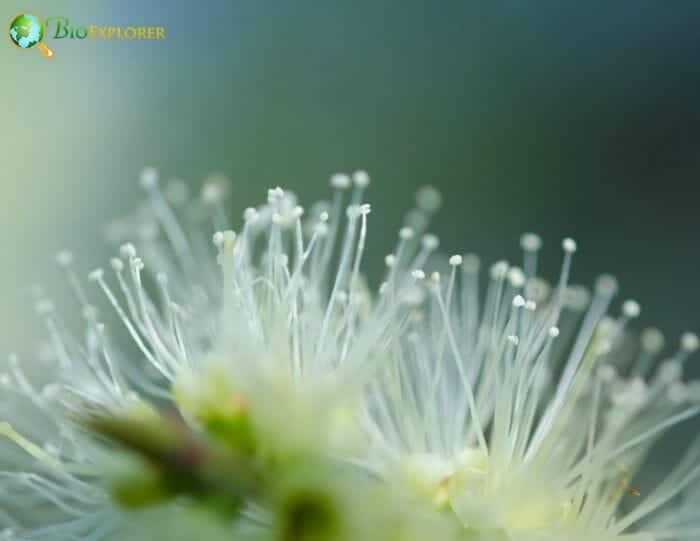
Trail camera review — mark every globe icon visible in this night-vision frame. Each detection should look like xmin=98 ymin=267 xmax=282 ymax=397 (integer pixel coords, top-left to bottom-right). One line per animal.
xmin=9 ymin=14 xmax=44 ymax=48
xmin=8 ymin=13 xmax=53 ymax=57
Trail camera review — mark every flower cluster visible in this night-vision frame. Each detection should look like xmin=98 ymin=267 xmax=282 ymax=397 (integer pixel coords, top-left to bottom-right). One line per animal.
xmin=1 ymin=169 xmax=699 ymax=541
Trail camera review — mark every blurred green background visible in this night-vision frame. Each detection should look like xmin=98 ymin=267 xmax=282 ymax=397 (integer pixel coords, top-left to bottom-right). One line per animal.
xmin=1 ymin=0 xmax=698 ymax=372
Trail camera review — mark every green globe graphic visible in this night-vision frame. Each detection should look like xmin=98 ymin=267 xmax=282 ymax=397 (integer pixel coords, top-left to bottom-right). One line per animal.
xmin=9 ymin=13 xmax=44 ymax=49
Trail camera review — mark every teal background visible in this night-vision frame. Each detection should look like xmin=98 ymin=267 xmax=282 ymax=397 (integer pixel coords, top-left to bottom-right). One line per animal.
xmin=1 ymin=1 xmax=698 ymax=369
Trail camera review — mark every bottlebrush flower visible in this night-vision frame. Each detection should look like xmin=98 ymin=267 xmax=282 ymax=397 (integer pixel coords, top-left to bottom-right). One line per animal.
xmin=0 ymin=168 xmax=698 ymax=541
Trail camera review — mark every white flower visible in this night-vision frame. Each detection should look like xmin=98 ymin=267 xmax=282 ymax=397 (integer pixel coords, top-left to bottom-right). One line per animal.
xmin=0 ymin=168 xmax=698 ymax=541
xmin=359 ymin=238 xmax=700 ymax=540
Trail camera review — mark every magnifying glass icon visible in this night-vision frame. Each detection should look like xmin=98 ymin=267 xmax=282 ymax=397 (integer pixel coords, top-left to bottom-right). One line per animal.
xmin=9 ymin=14 xmax=54 ymax=58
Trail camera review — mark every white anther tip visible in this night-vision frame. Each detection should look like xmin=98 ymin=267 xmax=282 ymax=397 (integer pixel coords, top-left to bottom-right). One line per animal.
xmin=562 ymin=238 xmax=577 ymax=253
xmin=681 ymin=332 xmax=700 ymax=353
xmin=415 ymin=185 xmax=442 ymax=213
xmin=110 ymin=258 xmax=124 ymax=272
xmin=520 ymin=233 xmax=542 ymax=252
xmin=201 ymin=186 xmax=219 ymax=204
xmin=212 ymin=231 xmax=225 ymax=248
xmin=55 ymin=250 xmax=73 ymax=267
xmin=507 ymin=335 xmax=520 ymax=346
xmin=595 ymin=274 xmax=619 ymax=296
xmin=267 ymin=186 xmax=284 ymax=201
xmin=346 ymin=205 xmax=360 ymax=219
xmin=411 ymin=269 xmax=426 ymax=280
xmin=319 ymin=211 xmax=329 ymax=222
xmin=399 ymin=227 xmax=415 ymax=240
xmin=641 ymin=328 xmax=665 ymax=353
xmin=139 ymin=167 xmax=159 ymax=189
xmin=88 ymin=269 xmax=104 ymax=282
xmin=120 ymin=243 xmax=136 ymax=259
xmin=507 ymin=267 xmax=526 ymax=288
xmin=549 ymin=326 xmax=560 ymax=338
xmin=513 ymin=295 xmax=526 ymax=308
xmin=330 ymin=173 xmax=351 ymax=189
xmin=622 ymin=299 xmax=641 ymax=319
xmin=421 ymin=234 xmax=439 ymax=250
xmin=385 ymin=254 xmax=397 ymax=268
xmin=430 ymin=272 xmax=441 ymax=284
xmin=201 ymin=176 xmax=229 ymax=203
xmin=449 ymin=255 xmax=463 ymax=267
xmin=243 ymin=207 xmax=258 ymax=222
xmin=462 ymin=254 xmax=480 ymax=272
xmin=490 ymin=261 xmax=510 ymax=280
xmin=352 ymin=170 xmax=370 ymax=188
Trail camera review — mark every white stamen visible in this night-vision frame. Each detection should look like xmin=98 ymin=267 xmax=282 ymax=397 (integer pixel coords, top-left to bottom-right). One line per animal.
xmin=139 ymin=167 xmax=159 ymax=189
xmin=352 ymin=170 xmax=370 ymax=188
xmin=330 ymin=173 xmax=351 ymax=189
xmin=622 ymin=299 xmax=641 ymax=319
xmin=681 ymin=332 xmax=699 ymax=353
xmin=88 ymin=269 xmax=104 ymax=282
xmin=449 ymin=255 xmax=463 ymax=267
xmin=562 ymin=237 xmax=577 ymax=253
xmin=415 ymin=186 xmax=442 ymax=213
xmin=55 ymin=250 xmax=73 ymax=267
xmin=212 ymin=231 xmax=225 ymax=248
xmin=520 ymin=232 xmax=542 ymax=252
xmin=120 ymin=243 xmax=136 ymax=259
xmin=421 ymin=234 xmax=439 ymax=251
xmin=411 ymin=269 xmax=426 ymax=280
xmin=507 ymin=267 xmax=525 ymax=288
xmin=490 ymin=261 xmax=509 ymax=280
xmin=399 ymin=227 xmax=414 ymax=240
